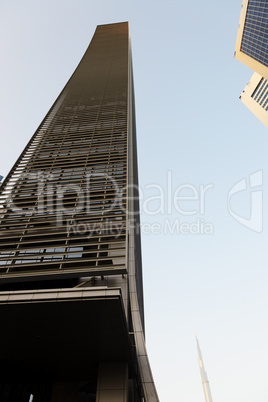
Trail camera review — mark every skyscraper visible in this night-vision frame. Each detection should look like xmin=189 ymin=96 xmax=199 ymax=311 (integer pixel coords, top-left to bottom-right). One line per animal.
xmin=0 ymin=22 xmax=159 ymax=402
xmin=196 ymin=336 xmax=213 ymax=402
xmin=235 ymin=0 xmax=268 ymax=79
xmin=240 ymin=72 xmax=268 ymax=127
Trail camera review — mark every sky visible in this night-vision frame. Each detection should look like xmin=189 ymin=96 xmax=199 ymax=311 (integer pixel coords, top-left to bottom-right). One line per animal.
xmin=1 ymin=1 xmax=268 ymax=401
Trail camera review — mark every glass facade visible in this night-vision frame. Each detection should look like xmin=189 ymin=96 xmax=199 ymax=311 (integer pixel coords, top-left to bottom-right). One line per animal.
xmin=241 ymin=0 xmax=268 ymax=67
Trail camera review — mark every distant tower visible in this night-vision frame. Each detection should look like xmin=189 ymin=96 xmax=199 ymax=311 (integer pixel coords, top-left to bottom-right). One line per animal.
xmin=196 ymin=336 xmax=213 ymax=402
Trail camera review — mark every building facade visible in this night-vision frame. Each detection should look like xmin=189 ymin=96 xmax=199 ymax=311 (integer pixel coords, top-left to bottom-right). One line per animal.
xmin=240 ymin=72 xmax=268 ymax=127
xmin=0 ymin=22 xmax=159 ymax=402
xmin=235 ymin=0 xmax=268 ymax=79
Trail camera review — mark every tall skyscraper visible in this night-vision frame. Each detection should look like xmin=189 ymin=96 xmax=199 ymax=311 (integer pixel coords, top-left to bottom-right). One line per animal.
xmin=0 ymin=22 xmax=159 ymax=402
xmin=235 ymin=0 xmax=268 ymax=79
xmin=240 ymin=72 xmax=268 ymax=127
xmin=196 ymin=336 xmax=213 ymax=402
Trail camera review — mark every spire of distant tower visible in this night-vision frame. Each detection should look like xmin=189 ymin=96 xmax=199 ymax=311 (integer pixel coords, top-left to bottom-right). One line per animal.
xmin=196 ymin=335 xmax=213 ymax=402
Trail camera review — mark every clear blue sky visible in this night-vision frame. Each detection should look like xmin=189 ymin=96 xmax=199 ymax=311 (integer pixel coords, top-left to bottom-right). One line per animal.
xmin=1 ymin=1 xmax=268 ymax=401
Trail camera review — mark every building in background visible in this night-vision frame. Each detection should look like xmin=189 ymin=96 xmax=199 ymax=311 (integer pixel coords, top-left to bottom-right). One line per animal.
xmin=240 ymin=72 xmax=268 ymax=127
xmin=235 ymin=0 xmax=268 ymax=79
xmin=0 ymin=22 xmax=159 ymax=402
xmin=196 ymin=336 xmax=213 ymax=402
xmin=235 ymin=0 xmax=268 ymax=126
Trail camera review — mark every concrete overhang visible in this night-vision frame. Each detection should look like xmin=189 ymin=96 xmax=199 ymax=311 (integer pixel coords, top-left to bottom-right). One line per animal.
xmin=0 ymin=287 xmax=134 ymax=381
